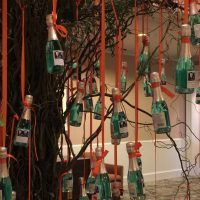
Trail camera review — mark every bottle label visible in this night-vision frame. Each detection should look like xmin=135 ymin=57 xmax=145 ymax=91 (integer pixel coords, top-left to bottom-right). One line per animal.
xmin=194 ymin=24 xmax=200 ymax=38
xmin=128 ymin=182 xmax=136 ymax=197
xmin=187 ymin=71 xmax=199 ymax=88
xmin=152 ymin=112 xmax=166 ymax=129
xmin=53 ymin=50 xmax=64 ymax=66
xmin=88 ymin=183 xmax=95 ymax=193
xmin=15 ymin=129 xmax=31 ymax=144
xmin=118 ymin=119 xmax=128 ymax=134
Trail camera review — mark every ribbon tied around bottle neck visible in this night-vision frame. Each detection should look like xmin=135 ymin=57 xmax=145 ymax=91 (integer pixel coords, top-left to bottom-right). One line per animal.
xmin=129 ymin=142 xmax=142 ymax=158
xmin=151 ymin=82 xmax=175 ymax=99
xmin=181 ymin=36 xmax=190 ymax=44
xmin=92 ymin=150 xmax=109 ymax=177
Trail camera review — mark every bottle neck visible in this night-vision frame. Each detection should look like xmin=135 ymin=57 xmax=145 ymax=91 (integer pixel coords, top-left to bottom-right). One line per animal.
xmin=180 ymin=37 xmax=191 ymax=58
xmin=80 ymin=183 xmax=87 ymax=196
xmin=100 ymin=159 xmax=107 ymax=174
xmin=75 ymin=92 xmax=84 ymax=104
xmin=114 ymin=101 xmax=121 ymax=113
xmin=48 ymin=25 xmax=58 ymax=41
xmin=143 ymin=45 xmax=149 ymax=55
xmin=152 ymin=84 xmax=164 ymax=102
xmin=0 ymin=159 xmax=9 ymax=178
xmin=190 ymin=2 xmax=198 ymax=16
xmin=21 ymin=106 xmax=31 ymax=121
xmin=128 ymin=156 xmax=139 ymax=171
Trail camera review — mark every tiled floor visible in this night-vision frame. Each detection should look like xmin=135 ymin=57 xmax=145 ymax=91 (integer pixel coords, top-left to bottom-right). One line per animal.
xmin=122 ymin=176 xmax=200 ymax=199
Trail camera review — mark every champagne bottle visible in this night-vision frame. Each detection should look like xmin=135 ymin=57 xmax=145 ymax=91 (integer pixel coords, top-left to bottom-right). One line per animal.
xmin=189 ymin=0 xmax=200 ymax=46
xmin=111 ymin=88 xmax=128 ymax=141
xmin=85 ymin=95 xmax=93 ymax=112
xmin=70 ymin=81 xmax=84 ymax=126
xmin=79 ymin=177 xmax=89 ymax=200
xmin=0 ymin=147 xmax=12 ymax=200
xmin=62 ymin=169 xmax=73 ymax=194
xmin=160 ymin=58 xmax=167 ymax=85
xmin=175 ymin=24 xmax=194 ymax=94
xmin=95 ymin=147 xmax=112 ymax=200
xmin=138 ymin=36 xmax=150 ymax=77
xmin=86 ymin=161 xmax=96 ymax=195
xmin=151 ymin=72 xmax=171 ymax=134
xmin=94 ymin=98 xmax=102 ymax=120
xmin=14 ymin=95 xmax=33 ymax=147
xmin=120 ymin=61 xmax=127 ymax=93
xmin=46 ymin=14 xmax=64 ymax=74
xmin=126 ymin=142 xmax=145 ymax=200
xmin=71 ymin=61 xmax=78 ymax=80
xmin=143 ymin=76 xmax=152 ymax=97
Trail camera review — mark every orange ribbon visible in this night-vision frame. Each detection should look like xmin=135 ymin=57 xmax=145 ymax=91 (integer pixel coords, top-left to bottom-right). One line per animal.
xmin=181 ymin=37 xmax=190 ymax=43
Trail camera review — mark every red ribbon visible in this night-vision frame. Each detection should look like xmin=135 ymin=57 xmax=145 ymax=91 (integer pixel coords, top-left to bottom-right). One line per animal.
xmin=181 ymin=37 xmax=190 ymax=43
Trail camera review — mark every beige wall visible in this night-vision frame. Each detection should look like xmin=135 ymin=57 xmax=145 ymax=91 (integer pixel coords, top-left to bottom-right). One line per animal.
xmin=65 ymin=53 xmax=185 ymax=145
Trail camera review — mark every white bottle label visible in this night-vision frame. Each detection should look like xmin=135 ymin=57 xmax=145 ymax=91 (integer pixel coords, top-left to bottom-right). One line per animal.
xmin=128 ymin=182 xmax=136 ymax=197
xmin=194 ymin=24 xmax=200 ymax=38
xmin=15 ymin=129 xmax=30 ymax=144
xmin=53 ymin=50 xmax=64 ymax=66
xmin=118 ymin=119 xmax=128 ymax=134
xmin=152 ymin=112 xmax=166 ymax=130
xmin=187 ymin=71 xmax=199 ymax=88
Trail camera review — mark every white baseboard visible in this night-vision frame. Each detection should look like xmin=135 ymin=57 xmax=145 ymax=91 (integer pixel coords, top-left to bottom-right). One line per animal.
xmin=61 ymin=138 xmax=184 ymax=183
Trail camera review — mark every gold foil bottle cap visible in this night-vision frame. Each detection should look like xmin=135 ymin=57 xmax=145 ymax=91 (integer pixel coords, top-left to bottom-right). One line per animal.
xmin=112 ymin=88 xmax=120 ymax=96
xmin=0 ymin=146 xmax=7 ymax=158
xmin=25 ymin=95 xmax=33 ymax=105
xmin=181 ymin=24 xmax=191 ymax=37
xmin=46 ymin=14 xmax=54 ymax=26
xmin=126 ymin=142 xmax=135 ymax=154
xmin=150 ymin=72 xmax=160 ymax=83
xmin=95 ymin=146 xmax=102 ymax=158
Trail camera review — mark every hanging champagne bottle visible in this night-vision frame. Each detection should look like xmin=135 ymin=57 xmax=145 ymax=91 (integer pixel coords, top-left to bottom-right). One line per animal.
xmin=79 ymin=177 xmax=89 ymax=200
xmin=126 ymin=142 xmax=145 ymax=200
xmin=151 ymin=72 xmax=171 ymax=134
xmin=62 ymin=169 xmax=73 ymax=199
xmin=160 ymin=58 xmax=167 ymax=85
xmin=69 ymin=81 xmax=84 ymax=126
xmin=120 ymin=61 xmax=127 ymax=93
xmin=94 ymin=98 xmax=102 ymax=120
xmin=0 ymin=147 xmax=12 ymax=200
xmin=138 ymin=35 xmax=150 ymax=77
xmin=94 ymin=60 xmax=100 ymax=78
xmin=46 ymin=14 xmax=64 ymax=74
xmin=86 ymin=161 xmax=96 ymax=195
xmin=111 ymin=88 xmax=128 ymax=141
xmin=95 ymin=147 xmax=112 ymax=200
xmin=175 ymin=24 xmax=194 ymax=94
xmin=85 ymin=80 xmax=93 ymax=112
xmin=189 ymin=0 xmax=200 ymax=46
xmin=71 ymin=61 xmax=78 ymax=80
xmin=143 ymin=76 xmax=152 ymax=97
xmin=14 ymin=95 xmax=33 ymax=147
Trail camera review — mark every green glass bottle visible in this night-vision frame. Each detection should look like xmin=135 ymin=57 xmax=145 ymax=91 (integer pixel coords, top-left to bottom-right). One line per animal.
xmin=111 ymin=88 xmax=128 ymax=140
xmin=46 ymin=14 xmax=64 ymax=74
xmin=126 ymin=143 xmax=145 ymax=200
xmin=189 ymin=1 xmax=200 ymax=46
xmin=143 ymin=76 xmax=152 ymax=97
xmin=86 ymin=161 xmax=96 ymax=195
xmin=160 ymin=58 xmax=167 ymax=85
xmin=71 ymin=61 xmax=78 ymax=80
xmin=62 ymin=169 xmax=73 ymax=193
xmin=85 ymin=96 xmax=93 ymax=112
xmin=69 ymin=81 xmax=84 ymax=126
xmin=138 ymin=36 xmax=150 ymax=77
xmin=175 ymin=24 xmax=194 ymax=94
xmin=195 ymin=87 xmax=200 ymax=104
xmin=94 ymin=98 xmax=101 ymax=120
xmin=79 ymin=177 xmax=89 ymax=200
xmin=14 ymin=95 xmax=33 ymax=147
xmin=120 ymin=61 xmax=127 ymax=93
xmin=0 ymin=147 xmax=12 ymax=200
xmin=95 ymin=147 xmax=112 ymax=200
xmin=94 ymin=60 xmax=100 ymax=78
xmin=151 ymin=72 xmax=171 ymax=134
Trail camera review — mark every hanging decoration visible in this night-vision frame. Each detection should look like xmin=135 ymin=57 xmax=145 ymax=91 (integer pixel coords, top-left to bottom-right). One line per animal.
xmin=151 ymin=72 xmax=171 ymax=134
xmin=69 ymin=81 xmax=85 ymax=126
xmin=79 ymin=177 xmax=89 ymax=200
xmin=188 ymin=0 xmax=200 ymax=46
xmin=160 ymin=58 xmax=167 ymax=85
xmin=175 ymin=24 xmax=194 ymax=94
xmin=120 ymin=61 xmax=127 ymax=94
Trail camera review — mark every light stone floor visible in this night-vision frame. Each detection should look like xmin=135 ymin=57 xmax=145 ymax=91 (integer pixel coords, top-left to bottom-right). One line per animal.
xmin=122 ymin=176 xmax=200 ymax=200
